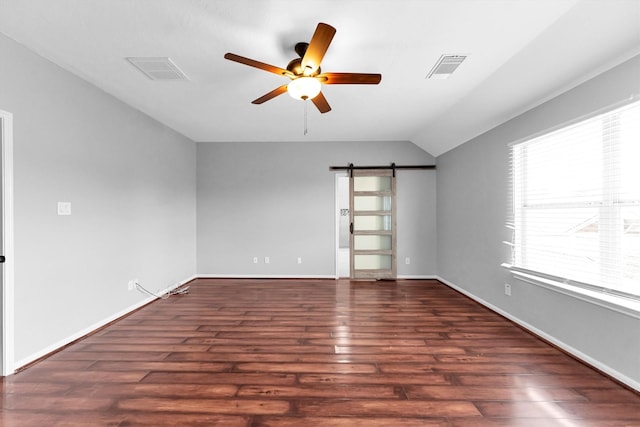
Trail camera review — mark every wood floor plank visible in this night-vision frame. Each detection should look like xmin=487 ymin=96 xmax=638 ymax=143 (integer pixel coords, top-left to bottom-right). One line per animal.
xmin=252 ymin=416 xmax=449 ymax=426
xmin=296 ymin=399 xmax=482 ymax=417
xmin=215 ymin=331 xmax=330 ymax=339
xmin=297 ymin=352 xmax=441 ymax=363
xmin=455 ymin=373 xmax=624 ymax=389
xmin=435 ymin=354 xmax=573 ymax=364
xmin=207 ymin=344 xmax=334 ymax=354
xmin=141 ymin=372 xmax=297 ymax=385
xmin=82 ymin=336 xmax=191 ymax=345
xmin=462 ymin=346 xmax=565 ymax=355
xmin=16 ymin=360 xmax=96 ymax=371
xmin=474 ymin=401 xmax=581 ymax=419
xmin=102 ymin=324 xmax=200 ymax=331
xmin=234 ymin=362 xmax=378 ymax=374
xmin=198 ymin=326 xmax=306 ymax=333
xmin=237 ymin=384 xmax=399 ymax=399
xmin=379 ymin=362 xmax=534 ymax=374
xmin=298 ymin=373 xmax=452 ymax=386
xmin=166 ymin=351 xmax=301 ymax=363
xmin=89 ymin=360 xmax=233 ymax=372
xmin=1 ymin=278 xmax=638 ymax=426
xmin=0 ymin=411 xmax=251 ymax=427
xmin=449 ymin=418 xmax=591 ymax=427
xmin=12 ymin=370 xmax=149 ymax=384
xmin=116 ymin=397 xmax=290 ymax=415
xmin=308 ymin=338 xmax=434 ymax=346
xmin=186 ymin=337 xmax=305 ymax=346
xmin=66 ymin=383 xmax=239 ymax=399
xmin=404 ymin=385 xmax=587 ymax=402
xmin=2 ymin=395 xmax=114 ymax=411
xmin=334 ymin=345 xmax=460 ymax=354
xmin=80 ymin=343 xmax=211 ymax=352
xmin=573 ymin=387 xmax=640 ymax=403
xmin=0 ymin=382 xmax=72 ymax=394
xmin=49 ymin=350 xmax=171 ymax=361
xmin=557 ymin=402 xmax=640 ymax=420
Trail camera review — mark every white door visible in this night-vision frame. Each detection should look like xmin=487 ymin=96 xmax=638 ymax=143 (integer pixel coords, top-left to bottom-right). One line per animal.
xmin=0 ymin=114 xmax=4 ymax=372
xmin=335 ymin=174 xmax=350 ymax=278
xmin=1 ymin=110 xmax=15 ymax=375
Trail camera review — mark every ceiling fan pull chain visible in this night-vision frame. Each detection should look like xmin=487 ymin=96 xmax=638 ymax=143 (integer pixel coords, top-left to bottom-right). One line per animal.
xmin=304 ymin=100 xmax=308 ymax=135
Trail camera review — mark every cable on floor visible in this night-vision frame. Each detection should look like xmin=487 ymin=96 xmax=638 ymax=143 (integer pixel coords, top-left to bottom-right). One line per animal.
xmin=134 ymin=281 xmax=189 ymax=300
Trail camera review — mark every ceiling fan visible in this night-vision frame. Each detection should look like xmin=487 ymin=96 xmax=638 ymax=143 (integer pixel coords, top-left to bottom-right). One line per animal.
xmin=224 ymin=22 xmax=381 ymax=114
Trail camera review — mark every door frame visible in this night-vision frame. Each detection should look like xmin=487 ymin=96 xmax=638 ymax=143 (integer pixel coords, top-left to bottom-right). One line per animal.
xmin=1 ymin=110 xmax=15 ymax=375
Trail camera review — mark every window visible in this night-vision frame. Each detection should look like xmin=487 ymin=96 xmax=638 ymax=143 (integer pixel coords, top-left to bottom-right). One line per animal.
xmin=510 ymin=99 xmax=640 ymax=300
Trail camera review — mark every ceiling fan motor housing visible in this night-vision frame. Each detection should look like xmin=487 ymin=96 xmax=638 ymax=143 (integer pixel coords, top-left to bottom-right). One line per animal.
xmin=294 ymin=42 xmax=309 ymax=58
xmin=287 ymin=57 xmax=321 ymax=77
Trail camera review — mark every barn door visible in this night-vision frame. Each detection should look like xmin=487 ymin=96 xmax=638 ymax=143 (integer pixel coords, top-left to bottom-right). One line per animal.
xmin=350 ymin=169 xmax=396 ymax=279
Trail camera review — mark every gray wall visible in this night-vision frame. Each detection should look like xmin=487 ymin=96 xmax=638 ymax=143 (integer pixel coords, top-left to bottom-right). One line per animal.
xmin=436 ymin=54 xmax=640 ymax=388
xmin=197 ymin=141 xmax=436 ymax=277
xmin=1 ymin=33 xmax=197 ymax=364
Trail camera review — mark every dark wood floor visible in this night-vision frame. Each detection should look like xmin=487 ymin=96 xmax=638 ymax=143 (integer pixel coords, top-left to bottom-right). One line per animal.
xmin=2 ymin=278 xmax=639 ymax=426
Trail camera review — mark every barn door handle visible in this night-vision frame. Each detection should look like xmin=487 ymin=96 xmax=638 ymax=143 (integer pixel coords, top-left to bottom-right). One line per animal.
xmin=350 ymin=223 xmax=353 ymax=234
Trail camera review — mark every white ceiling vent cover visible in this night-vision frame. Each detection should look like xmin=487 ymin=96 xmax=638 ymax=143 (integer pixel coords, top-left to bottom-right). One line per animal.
xmin=426 ymin=55 xmax=467 ymax=79
xmin=126 ymin=57 xmax=188 ymax=81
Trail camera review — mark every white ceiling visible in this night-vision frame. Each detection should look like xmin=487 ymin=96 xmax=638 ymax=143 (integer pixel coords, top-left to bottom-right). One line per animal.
xmin=1 ymin=0 xmax=639 ymax=156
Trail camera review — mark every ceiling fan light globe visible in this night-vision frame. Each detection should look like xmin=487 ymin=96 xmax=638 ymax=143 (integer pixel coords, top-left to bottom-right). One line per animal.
xmin=288 ymin=77 xmax=321 ymax=101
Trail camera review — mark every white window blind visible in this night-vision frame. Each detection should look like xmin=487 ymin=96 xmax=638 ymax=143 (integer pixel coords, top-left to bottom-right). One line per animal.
xmin=510 ymin=99 xmax=640 ymax=300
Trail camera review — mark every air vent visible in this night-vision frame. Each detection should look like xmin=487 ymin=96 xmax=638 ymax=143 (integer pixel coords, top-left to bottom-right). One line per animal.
xmin=426 ymin=55 xmax=467 ymax=79
xmin=126 ymin=57 xmax=188 ymax=81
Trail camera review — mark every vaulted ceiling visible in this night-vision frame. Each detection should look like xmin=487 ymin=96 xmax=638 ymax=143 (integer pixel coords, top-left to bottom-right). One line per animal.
xmin=1 ymin=0 xmax=639 ymax=156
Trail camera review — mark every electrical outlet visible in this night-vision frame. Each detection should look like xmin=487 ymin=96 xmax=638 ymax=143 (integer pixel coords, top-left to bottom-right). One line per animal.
xmin=253 ymin=257 xmax=258 ymax=264
xmin=297 ymin=257 xmax=302 ymax=264
xmin=405 ymin=257 xmax=411 ymax=265
xmin=504 ymin=283 xmax=512 ymax=296
xmin=127 ymin=280 xmax=135 ymax=291
xmin=264 ymin=256 xmax=270 ymax=264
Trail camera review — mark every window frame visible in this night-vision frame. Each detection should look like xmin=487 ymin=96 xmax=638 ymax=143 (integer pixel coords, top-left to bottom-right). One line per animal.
xmin=506 ymin=97 xmax=640 ymax=315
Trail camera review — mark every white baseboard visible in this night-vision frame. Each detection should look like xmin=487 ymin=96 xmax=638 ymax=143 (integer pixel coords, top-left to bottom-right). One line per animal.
xmin=436 ymin=276 xmax=640 ymax=393
xmin=198 ymin=274 xmax=438 ymax=280
xmin=13 ymin=276 xmax=195 ymax=372
xmin=197 ymin=274 xmax=336 ymax=279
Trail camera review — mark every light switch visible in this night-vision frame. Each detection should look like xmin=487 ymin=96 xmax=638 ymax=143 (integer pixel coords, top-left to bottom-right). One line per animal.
xmin=57 ymin=202 xmax=71 ymax=216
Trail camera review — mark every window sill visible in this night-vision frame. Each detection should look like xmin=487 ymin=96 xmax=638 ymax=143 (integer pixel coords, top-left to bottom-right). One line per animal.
xmin=503 ymin=266 xmax=640 ymax=319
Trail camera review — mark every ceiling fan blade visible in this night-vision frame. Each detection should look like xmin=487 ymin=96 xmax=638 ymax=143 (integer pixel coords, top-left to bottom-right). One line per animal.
xmin=318 ymin=72 xmax=382 ymax=85
xmin=301 ymin=23 xmax=336 ymax=75
xmin=252 ymin=84 xmax=289 ymax=104
xmin=224 ymin=53 xmax=292 ymax=78
xmin=311 ymin=91 xmax=331 ymax=114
